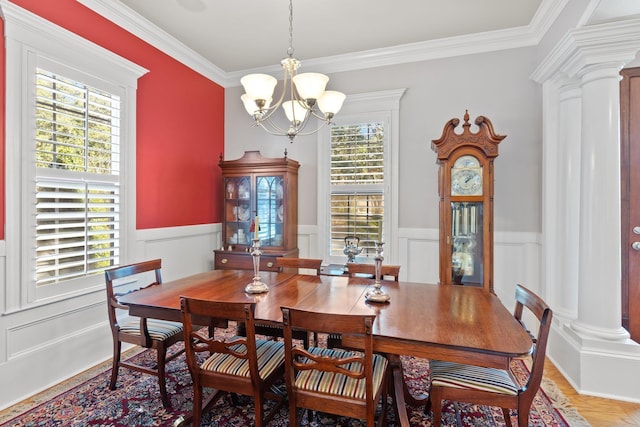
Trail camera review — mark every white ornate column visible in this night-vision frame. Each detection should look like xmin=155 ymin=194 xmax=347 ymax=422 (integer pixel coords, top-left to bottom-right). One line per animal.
xmin=556 ymin=80 xmax=581 ymax=321
xmin=570 ymin=63 xmax=629 ymax=341
xmin=532 ymin=17 xmax=640 ymax=401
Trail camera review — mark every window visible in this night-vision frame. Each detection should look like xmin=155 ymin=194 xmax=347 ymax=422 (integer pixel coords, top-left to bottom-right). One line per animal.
xmin=318 ymin=90 xmax=404 ymax=265
xmin=35 ymin=69 xmax=121 ymax=286
xmin=3 ymin=3 xmax=146 ymax=309
xmin=329 ymin=123 xmax=385 ymax=257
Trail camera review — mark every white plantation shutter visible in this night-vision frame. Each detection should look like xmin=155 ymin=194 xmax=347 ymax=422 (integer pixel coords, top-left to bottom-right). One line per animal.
xmin=34 ymin=68 xmax=121 ymax=286
xmin=330 ymin=122 xmax=385 ymax=257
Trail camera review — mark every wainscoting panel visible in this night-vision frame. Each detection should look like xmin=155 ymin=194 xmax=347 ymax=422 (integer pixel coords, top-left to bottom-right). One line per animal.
xmin=7 ymin=301 xmax=105 ymax=358
xmin=136 ymin=223 xmax=221 ymax=281
xmin=493 ymin=231 xmax=541 ymax=302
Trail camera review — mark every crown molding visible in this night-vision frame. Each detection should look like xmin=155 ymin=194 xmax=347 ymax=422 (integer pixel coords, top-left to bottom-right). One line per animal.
xmin=79 ymin=0 xmax=565 ymax=88
xmin=0 ymin=0 xmax=148 ymax=82
xmin=77 ymin=0 xmax=231 ymax=86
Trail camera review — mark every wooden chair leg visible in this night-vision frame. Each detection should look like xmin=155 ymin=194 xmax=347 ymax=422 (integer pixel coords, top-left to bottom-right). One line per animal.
xmin=288 ymin=398 xmax=298 ymax=426
xmin=517 ymin=405 xmax=531 ymax=427
xmin=502 ymin=407 xmax=513 ymax=427
xmin=109 ymin=339 xmax=121 ymax=390
xmin=254 ymin=393 xmax=264 ymax=427
xmin=192 ymin=384 xmax=202 ymax=427
xmin=430 ymin=388 xmax=442 ymax=427
xmin=157 ymin=346 xmax=170 ymax=408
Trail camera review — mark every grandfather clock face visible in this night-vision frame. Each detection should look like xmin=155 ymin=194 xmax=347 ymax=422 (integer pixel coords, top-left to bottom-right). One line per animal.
xmin=451 ymin=155 xmax=482 ymax=196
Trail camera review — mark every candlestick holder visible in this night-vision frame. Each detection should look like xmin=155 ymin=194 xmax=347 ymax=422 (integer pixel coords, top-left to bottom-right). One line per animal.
xmin=245 ymin=238 xmax=269 ymax=294
xmin=365 ymin=241 xmax=390 ymax=303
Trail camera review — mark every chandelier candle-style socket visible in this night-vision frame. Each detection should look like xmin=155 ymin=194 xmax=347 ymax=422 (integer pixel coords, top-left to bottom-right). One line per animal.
xmin=240 ymin=0 xmax=345 ymax=142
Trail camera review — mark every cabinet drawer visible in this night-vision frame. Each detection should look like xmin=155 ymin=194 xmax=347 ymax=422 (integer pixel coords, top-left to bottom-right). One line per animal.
xmin=214 ymin=251 xmax=279 ymax=272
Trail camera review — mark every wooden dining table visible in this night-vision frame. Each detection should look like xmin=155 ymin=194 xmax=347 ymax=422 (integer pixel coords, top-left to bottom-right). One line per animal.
xmin=119 ymin=269 xmax=532 ymax=426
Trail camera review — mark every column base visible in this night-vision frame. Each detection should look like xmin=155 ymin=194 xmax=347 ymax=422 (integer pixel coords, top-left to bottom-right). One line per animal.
xmin=569 ymin=319 xmax=631 ymax=343
xmin=547 ymin=321 xmax=640 ymax=402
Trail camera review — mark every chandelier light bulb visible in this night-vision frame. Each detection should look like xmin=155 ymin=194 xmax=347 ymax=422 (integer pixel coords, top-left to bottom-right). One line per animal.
xmin=318 ymin=90 xmax=346 ymax=115
xmin=241 ymin=94 xmax=272 ymax=116
xmin=240 ymin=73 xmax=277 ymax=101
xmin=282 ymin=100 xmax=307 ymax=124
xmin=292 ymin=73 xmax=329 ymax=101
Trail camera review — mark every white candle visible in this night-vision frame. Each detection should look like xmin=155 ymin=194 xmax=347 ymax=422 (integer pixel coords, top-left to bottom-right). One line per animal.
xmin=254 ymin=215 xmax=259 ymax=240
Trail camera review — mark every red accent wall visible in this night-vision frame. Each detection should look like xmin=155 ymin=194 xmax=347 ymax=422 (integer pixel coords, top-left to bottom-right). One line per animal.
xmin=1 ymin=0 xmax=224 ymax=234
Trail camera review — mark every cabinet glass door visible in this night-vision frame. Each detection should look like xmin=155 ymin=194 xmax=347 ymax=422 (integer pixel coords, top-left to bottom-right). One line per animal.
xmin=256 ymin=175 xmax=284 ymax=247
xmin=224 ymin=176 xmax=252 ymax=246
xmin=451 ymin=201 xmax=483 ymax=286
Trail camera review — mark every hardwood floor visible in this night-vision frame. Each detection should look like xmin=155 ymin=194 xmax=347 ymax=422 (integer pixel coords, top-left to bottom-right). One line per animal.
xmin=544 ymin=359 xmax=640 ymax=426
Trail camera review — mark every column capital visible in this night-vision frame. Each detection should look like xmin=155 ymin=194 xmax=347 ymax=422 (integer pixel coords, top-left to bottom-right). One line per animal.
xmin=532 ymin=17 xmax=640 ymax=83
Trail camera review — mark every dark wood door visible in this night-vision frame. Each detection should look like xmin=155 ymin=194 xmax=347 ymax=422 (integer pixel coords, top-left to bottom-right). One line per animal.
xmin=620 ymin=67 xmax=640 ymax=342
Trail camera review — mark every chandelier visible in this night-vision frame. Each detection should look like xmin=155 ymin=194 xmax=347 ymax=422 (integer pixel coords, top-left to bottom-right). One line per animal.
xmin=240 ymin=0 xmax=346 ymax=142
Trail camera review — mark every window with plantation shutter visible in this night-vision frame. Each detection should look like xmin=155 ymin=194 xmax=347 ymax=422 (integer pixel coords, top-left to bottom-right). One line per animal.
xmin=5 ymin=9 xmax=143 ymax=310
xmin=319 ymin=90 xmax=403 ymax=266
xmin=329 ymin=122 xmax=385 ymax=257
xmin=34 ymin=68 xmax=121 ymax=286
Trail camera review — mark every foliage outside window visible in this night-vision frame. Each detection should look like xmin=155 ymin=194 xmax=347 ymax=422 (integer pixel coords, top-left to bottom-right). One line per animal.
xmin=329 ymin=123 xmax=385 ymax=257
xmin=35 ymin=69 xmax=121 ymax=286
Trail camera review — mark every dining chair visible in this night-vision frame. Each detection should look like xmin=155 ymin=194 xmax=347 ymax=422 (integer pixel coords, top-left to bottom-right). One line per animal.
xmin=180 ymin=297 xmax=286 ymax=427
xmin=428 ymin=284 xmax=553 ymax=427
xmin=281 ymin=306 xmax=389 ymax=426
xmin=346 ymin=262 xmax=401 ymax=281
xmin=276 ymin=257 xmax=323 ymax=275
xmin=105 ymin=259 xmax=184 ymax=408
xmin=250 ymin=257 xmax=322 ymax=346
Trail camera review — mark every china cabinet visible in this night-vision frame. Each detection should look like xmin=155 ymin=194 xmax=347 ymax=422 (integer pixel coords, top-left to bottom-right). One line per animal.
xmin=214 ymin=151 xmax=299 ymax=271
xmin=431 ymin=111 xmax=505 ymax=292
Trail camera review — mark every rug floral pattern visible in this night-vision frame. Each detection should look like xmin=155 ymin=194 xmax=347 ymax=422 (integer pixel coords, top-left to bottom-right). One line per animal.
xmin=1 ymin=338 xmax=588 ymax=426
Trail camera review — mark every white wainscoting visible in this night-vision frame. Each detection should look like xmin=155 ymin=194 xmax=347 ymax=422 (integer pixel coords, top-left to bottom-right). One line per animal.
xmin=0 ymin=224 xmax=221 ymax=410
xmin=299 ymin=225 xmax=541 ymax=301
xmin=0 ymin=224 xmax=539 ymax=409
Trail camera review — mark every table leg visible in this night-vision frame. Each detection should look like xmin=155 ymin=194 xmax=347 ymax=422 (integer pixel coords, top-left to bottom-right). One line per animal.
xmin=388 ymin=355 xmax=430 ymax=427
xmin=172 ymin=389 xmax=223 ymax=426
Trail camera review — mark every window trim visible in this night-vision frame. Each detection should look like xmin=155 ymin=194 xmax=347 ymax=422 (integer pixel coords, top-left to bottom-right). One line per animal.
xmin=317 ymin=89 xmax=405 ymax=265
xmin=3 ymin=2 xmax=147 ymax=311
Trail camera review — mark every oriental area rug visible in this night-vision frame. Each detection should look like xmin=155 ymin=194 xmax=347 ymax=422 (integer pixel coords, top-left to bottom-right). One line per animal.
xmin=0 ymin=332 xmax=590 ymax=427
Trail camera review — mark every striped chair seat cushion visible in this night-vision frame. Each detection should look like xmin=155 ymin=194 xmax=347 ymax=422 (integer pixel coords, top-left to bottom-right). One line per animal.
xmin=295 ymin=347 xmax=387 ymax=400
xmin=201 ymin=338 xmax=284 ymax=380
xmin=430 ymin=360 xmax=519 ymax=395
xmin=120 ymin=319 xmax=183 ymax=340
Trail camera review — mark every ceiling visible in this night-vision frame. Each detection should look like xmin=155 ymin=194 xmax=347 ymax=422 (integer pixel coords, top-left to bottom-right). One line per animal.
xmin=116 ymin=0 xmax=543 ymax=74
xmin=97 ymin=0 xmax=640 ymax=84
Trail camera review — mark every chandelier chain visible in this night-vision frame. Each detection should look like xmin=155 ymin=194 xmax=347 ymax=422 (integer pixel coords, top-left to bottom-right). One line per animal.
xmin=287 ymin=0 xmax=294 ymax=57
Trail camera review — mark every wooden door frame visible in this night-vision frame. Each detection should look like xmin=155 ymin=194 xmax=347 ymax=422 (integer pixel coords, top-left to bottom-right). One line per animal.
xmin=620 ymin=67 xmax=640 ymax=341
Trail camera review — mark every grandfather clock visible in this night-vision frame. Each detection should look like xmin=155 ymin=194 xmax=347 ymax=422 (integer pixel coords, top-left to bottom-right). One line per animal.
xmin=431 ymin=111 xmax=506 ymax=292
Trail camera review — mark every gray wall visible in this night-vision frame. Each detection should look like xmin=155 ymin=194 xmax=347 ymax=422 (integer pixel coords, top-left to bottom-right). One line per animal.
xmin=224 ymin=46 xmax=541 ymax=234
